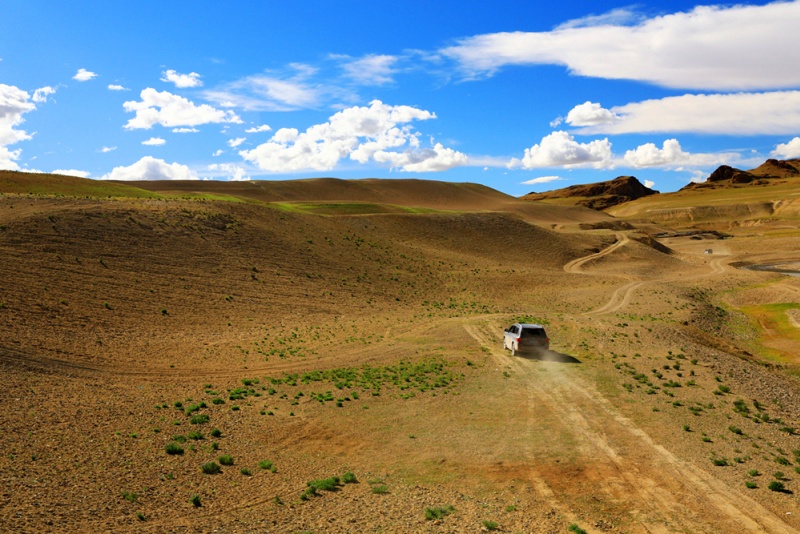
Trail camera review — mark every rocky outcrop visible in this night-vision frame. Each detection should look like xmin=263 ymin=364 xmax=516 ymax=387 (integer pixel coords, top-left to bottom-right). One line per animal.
xmin=682 ymin=159 xmax=800 ymax=191
xmin=523 ymin=176 xmax=658 ymax=211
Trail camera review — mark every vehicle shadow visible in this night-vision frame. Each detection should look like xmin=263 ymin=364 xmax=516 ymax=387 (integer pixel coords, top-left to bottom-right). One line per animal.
xmin=516 ymin=349 xmax=581 ymax=364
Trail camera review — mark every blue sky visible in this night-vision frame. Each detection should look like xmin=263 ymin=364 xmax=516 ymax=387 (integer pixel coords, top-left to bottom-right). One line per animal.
xmin=2 ymin=0 xmax=799 ymax=195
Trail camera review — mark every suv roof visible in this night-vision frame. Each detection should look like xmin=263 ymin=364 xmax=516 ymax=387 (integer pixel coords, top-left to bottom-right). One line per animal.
xmin=518 ymin=323 xmax=545 ymax=329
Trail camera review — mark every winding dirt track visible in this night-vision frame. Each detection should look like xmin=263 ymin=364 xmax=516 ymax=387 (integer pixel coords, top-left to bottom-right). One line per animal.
xmin=460 ymin=239 xmax=796 ymax=532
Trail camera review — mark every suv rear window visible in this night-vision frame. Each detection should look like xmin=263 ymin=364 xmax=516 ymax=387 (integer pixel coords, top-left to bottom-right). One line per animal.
xmin=521 ymin=328 xmax=546 ymax=338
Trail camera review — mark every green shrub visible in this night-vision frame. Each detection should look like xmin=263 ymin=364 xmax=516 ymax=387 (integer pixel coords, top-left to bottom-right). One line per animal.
xmin=425 ymin=505 xmax=455 ymax=520
xmin=165 ymin=442 xmax=184 ymax=455
xmin=201 ymin=462 xmax=221 ymax=474
xmin=218 ymin=454 xmax=234 ymax=466
xmin=190 ymin=494 xmax=201 ymax=507
xmin=568 ymin=525 xmax=587 ymax=534
xmin=188 ymin=431 xmax=204 ymax=440
xmin=768 ymin=480 xmax=786 ymax=492
xmin=371 ymin=485 xmax=389 ymax=494
xmin=211 ymin=398 xmax=225 ymax=405
xmin=342 ymin=471 xmax=358 ymax=484
xmin=745 ymin=481 xmax=757 ymax=489
xmin=728 ymin=426 xmax=743 ymax=435
xmin=240 ymin=468 xmax=252 ymax=476
xmin=258 ymin=459 xmax=275 ymax=471
xmin=748 ymin=469 xmax=760 ymax=476
xmin=712 ymin=458 xmax=729 ymax=466
xmin=190 ymin=414 xmax=209 ymax=425
xmin=210 ymin=428 xmax=222 ymax=438
xmin=121 ymin=491 xmax=138 ymax=503
xmin=482 ymin=520 xmax=499 ymax=531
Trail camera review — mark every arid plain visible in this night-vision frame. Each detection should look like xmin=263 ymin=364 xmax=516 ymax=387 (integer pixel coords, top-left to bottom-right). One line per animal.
xmin=1 ymin=167 xmax=799 ymax=533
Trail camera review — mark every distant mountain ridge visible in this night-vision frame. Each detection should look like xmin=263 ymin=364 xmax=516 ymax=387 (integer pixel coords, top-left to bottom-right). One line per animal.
xmin=522 ymin=175 xmax=658 ymax=210
xmin=681 ymin=158 xmax=800 ymax=191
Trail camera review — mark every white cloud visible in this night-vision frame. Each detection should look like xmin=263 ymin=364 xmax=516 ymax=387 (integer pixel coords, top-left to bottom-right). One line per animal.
xmin=521 ymin=176 xmax=564 ymax=185
xmin=771 ymin=137 xmax=800 ymax=159
xmin=73 ymin=68 xmax=97 ymax=82
xmin=227 ymin=137 xmax=246 ymax=148
xmin=245 ymin=124 xmax=271 ymax=133
xmin=123 ymin=88 xmax=241 ymax=129
xmin=341 ymin=54 xmax=398 ymax=85
xmin=108 ymin=84 xmax=128 ymax=91
xmin=622 ymin=139 xmax=741 ymax=169
xmin=240 ymin=100 xmax=466 ymax=173
xmin=623 ymin=139 xmax=687 ymax=168
xmin=172 ymin=127 xmax=199 ymax=133
xmin=644 ymin=180 xmax=655 ymax=189
xmin=204 ymin=73 xmax=320 ymax=112
xmin=142 ymin=137 xmax=166 ymax=146
xmin=100 ymin=146 xmax=117 ymax=153
xmin=373 ymin=142 xmax=468 ymax=172
xmin=32 ymin=86 xmax=56 ymax=103
xmin=52 ymin=169 xmax=90 ymax=178
xmin=101 ymin=156 xmax=197 ymax=181
xmin=207 ymin=163 xmax=250 ymax=181
xmin=555 ymin=7 xmax=644 ymax=30
xmin=212 ymin=149 xmax=224 ymax=157
xmin=563 ymin=101 xmax=620 ymax=127
xmin=161 ymin=69 xmax=203 ymax=88
xmin=442 ymin=2 xmax=800 ymax=91
xmin=509 ymin=131 xmax=613 ymax=169
xmin=568 ymin=92 xmax=800 ymax=136
xmin=0 ymin=84 xmax=36 ymax=170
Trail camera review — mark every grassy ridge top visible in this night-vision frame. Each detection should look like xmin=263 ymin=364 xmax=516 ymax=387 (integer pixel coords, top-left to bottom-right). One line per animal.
xmin=0 ymin=171 xmax=159 ymax=199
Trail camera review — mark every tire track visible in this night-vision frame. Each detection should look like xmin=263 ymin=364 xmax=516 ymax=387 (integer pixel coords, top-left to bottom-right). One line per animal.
xmin=462 ymin=317 xmax=795 ymax=533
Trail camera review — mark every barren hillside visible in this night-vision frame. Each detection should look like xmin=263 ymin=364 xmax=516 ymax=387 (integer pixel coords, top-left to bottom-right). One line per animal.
xmin=1 ymin=175 xmax=799 ymax=533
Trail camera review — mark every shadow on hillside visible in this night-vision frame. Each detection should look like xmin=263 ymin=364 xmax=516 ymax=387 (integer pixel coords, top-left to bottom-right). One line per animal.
xmin=516 ymin=349 xmax=581 ymax=364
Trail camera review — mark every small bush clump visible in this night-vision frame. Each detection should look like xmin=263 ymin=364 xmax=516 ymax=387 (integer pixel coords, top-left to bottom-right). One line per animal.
xmin=201 ymin=462 xmax=221 ymax=475
xmin=190 ymin=414 xmax=209 ymax=425
xmin=190 ymin=494 xmax=201 ymax=507
xmin=165 ymin=442 xmax=184 ymax=455
xmin=218 ymin=454 xmax=234 ymax=466
xmin=425 ymin=505 xmax=455 ymax=520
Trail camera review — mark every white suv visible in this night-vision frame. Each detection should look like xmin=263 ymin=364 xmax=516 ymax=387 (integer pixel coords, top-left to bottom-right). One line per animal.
xmin=503 ymin=323 xmax=549 ymax=355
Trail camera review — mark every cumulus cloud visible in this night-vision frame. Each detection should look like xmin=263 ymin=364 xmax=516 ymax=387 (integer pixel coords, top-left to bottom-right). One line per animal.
xmin=123 ymin=88 xmax=241 ymax=129
xmin=563 ymin=101 xmax=620 ymax=127
xmin=100 ymin=146 xmax=117 ymax=153
xmin=567 ymin=92 xmax=800 ymax=136
xmin=442 ymin=2 xmax=800 ymax=91
xmin=52 ymin=169 xmax=90 ymax=178
xmin=644 ymin=180 xmax=656 ymax=189
xmin=245 ymin=124 xmax=271 ymax=133
xmin=771 ymin=137 xmax=800 ymax=159
xmin=240 ymin=100 xmax=466 ymax=173
xmin=0 ymin=84 xmax=36 ymax=170
xmin=32 ymin=86 xmax=56 ymax=103
xmin=73 ymin=68 xmax=97 ymax=82
xmin=212 ymin=149 xmax=224 ymax=157
xmin=161 ymin=69 xmax=203 ymax=88
xmin=521 ymin=175 xmax=564 ymax=185
xmin=141 ymin=137 xmax=166 ymax=146
xmin=227 ymin=137 xmax=246 ymax=148
xmin=340 ymin=54 xmax=398 ymax=85
xmin=171 ymin=127 xmax=199 ymax=133
xmin=372 ymin=143 xmax=468 ymax=172
xmin=101 ymin=156 xmax=197 ymax=181
xmin=108 ymin=84 xmax=128 ymax=91
xmin=509 ymin=131 xmax=613 ymax=169
xmin=207 ymin=163 xmax=250 ymax=181
xmin=622 ymin=139 xmax=740 ymax=169
xmin=623 ymin=139 xmax=687 ymax=168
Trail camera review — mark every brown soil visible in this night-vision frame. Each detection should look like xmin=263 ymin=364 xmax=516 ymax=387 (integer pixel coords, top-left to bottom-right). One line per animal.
xmin=1 ymin=180 xmax=800 ymax=533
